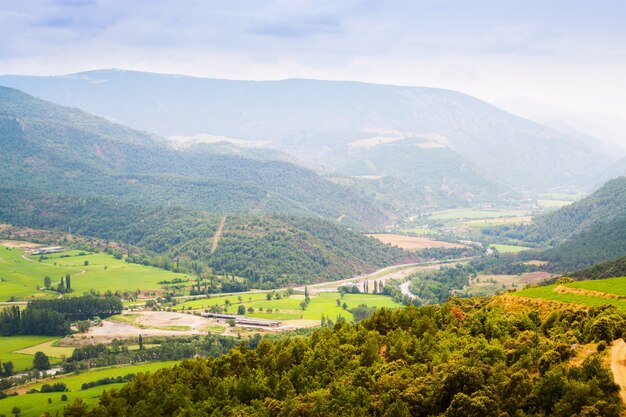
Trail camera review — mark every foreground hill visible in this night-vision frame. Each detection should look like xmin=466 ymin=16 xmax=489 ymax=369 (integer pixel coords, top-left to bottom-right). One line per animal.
xmin=0 ymin=86 xmax=388 ymax=229
xmin=0 ymin=188 xmax=411 ymax=288
xmin=0 ymin=69 xmax=612 ymax=193
xmin=62 ymin=299 xmax=623 ymax=417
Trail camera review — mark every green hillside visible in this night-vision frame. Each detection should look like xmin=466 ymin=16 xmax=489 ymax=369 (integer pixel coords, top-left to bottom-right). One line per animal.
xmin=0 ymin=86 xmax=388 ymax=229
xmin=0 ymin=188 xmax=411 ymax=288
xmin=483 ymin=177 xmax=626 ymax=270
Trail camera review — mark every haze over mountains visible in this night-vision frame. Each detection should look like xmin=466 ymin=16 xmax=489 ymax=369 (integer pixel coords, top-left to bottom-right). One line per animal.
xmin=0 ymin=69 xmax=615 ymax=195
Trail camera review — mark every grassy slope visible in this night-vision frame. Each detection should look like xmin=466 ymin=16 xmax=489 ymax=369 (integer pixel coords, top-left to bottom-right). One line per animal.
xmin=0 ymin=247 xmax=192 ymax=301
xmin=512 ymin=277 xmax=626 ymax=309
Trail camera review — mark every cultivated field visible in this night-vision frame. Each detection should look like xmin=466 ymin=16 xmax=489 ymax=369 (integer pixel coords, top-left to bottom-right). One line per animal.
xmin=427 ymin=208 xmax=529 ymax=221
xmin=512 ymin=276 xmax=626 ymax=309
xmin=366 ymin=234 xmax=467 ymax=250
xmin=174 ymin=292 xmax=402 ymax=323
xmin=0 ymin=361 xmax=180 ymax=417
xmin=0 ymin=244 xmax=193 ymax=301
xmin=490 ymin=244 xmax=533 ymax=254
xmin=0 ymin=336 xmax=72 ymax=371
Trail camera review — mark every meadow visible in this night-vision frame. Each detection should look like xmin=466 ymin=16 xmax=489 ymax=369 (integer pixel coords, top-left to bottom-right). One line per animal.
xmin=0 ymin=336 xmax=72 ymax=371
xmin=512 ymin=277 xmax=626 ymax=309
xmin=174 ymin=291 xmax=402 ymax=322
xmin=0 ymin=361 xmax=180 ymax=417
xmin=490 ymin=244 xmax=532 ymax=254
xmin=427 ymin=208 xmax=529 ymax=221
xmin=0 ymin=245 xmax=193 ymax=301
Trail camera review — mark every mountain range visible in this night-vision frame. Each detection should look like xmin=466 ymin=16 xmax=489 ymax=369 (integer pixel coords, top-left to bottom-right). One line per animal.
xmin=0 ymin=69 xmax=614 ymax=195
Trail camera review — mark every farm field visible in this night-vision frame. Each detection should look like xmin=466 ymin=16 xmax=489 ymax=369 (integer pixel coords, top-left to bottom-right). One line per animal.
xmin=0 ymin=336 xmax=69 ymax=371
xmin=512 ymin=277 xmax=626 ymax=309
xmin=464 ymin=216 xmax=532 ymax=229
xmin=490 ymin=244 xmax=532 ymax=254
xmin=366 ymin=234 xmax=466 ymax=250
xmin=0 ymin=244 xmax=193 ymax=301
xmin=1 ymin=361 xmax=180 ymax=417
xmin=427 ymin=208 xmax=529 ymax=221
xmin=537 ymin=199 xmax=573 ymax=209
xmin=174 ymin=292 xmax=402 ymax=322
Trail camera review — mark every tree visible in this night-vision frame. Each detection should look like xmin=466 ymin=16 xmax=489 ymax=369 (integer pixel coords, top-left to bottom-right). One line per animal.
xmin=2 ymin=361 xmax=14 ymax=376
xmin=65 ymin=274 xmax=71 ymax=291
xmin=63 ymin=399 xmax=88 ymax=417
xmin=304 ymin=286 xmax=310 ymax=304
xmin=228 ymin=319 xmax=236 ymax=327
xmin=10 ymin=407 xmax=20 ymax=417
xmin=76 ymin=320 xmax=90 ymax=333
xmin=43 ymin=275 xmax=51 ymax=289
xmin=237 ymin=305 xmax=246 ymax=315
xmin=33 ymin=351 xmax=50 ymax=370
xmin=139 ymin=334 xmax=143 ymax=350
xmin=300 ymin=301 xmax=308 ymax=311
xmin=84 ymin=260 xmax=89 ymax=266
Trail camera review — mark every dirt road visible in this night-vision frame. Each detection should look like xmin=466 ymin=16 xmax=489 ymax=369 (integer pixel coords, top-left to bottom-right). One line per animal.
xmin=611 ymin=339 xmax=626 ymax=405
xmin=211 ymin=216 xmax=227 ymax=254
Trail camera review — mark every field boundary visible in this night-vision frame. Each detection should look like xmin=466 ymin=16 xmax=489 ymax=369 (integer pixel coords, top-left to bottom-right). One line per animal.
xmin=553 ymin=285 xmax=623 ymax=300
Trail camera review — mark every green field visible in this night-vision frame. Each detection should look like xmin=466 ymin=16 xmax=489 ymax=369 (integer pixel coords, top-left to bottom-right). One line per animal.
xmin=490 ymin=244 xmax=532 ymax=254
xmin=175 ymin=292 xmax=402 ymax=322
xmin=537 ymin=199 xmax=573 ymax=209
xmin=428 ymin=208 xmax=528 ymax=221
xmin=568 ymin=277 xmax=626 ymax=297
xmin=0 ymin=336 xmax=69 ymax=371
xmin=513 ymin=277 xmax=626 ymax=309
xmin=0 ymin=246 xmax=193 ymax=301
xmin=0 ymin=361 xmax=180 ymax=417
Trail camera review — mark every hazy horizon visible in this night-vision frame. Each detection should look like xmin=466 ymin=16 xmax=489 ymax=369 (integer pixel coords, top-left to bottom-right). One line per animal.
xmin=1 ymin=0 xmax=625 ymax=123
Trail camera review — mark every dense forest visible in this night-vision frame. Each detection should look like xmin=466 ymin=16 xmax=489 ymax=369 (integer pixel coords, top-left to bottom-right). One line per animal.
xmin=0 ymin=188 xmax=412 ymax=288
xmin=63 ymin=299 xmax=624 ymax=416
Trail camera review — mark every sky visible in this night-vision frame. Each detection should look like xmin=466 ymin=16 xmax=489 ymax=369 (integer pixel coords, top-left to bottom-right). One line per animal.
xmin=1 ymin=0 xmax=626 ymax=119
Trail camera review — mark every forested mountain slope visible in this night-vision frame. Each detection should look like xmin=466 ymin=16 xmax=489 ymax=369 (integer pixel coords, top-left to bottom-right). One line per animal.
xmin=63 ymin=299 xmax=623 ymax=417
xmin=0 ymin=188 xmax=411 ymax=288
xmin=0 ymin=69 xmax=612 ymax=192
xmin=486 ymin=177 xmax=626 ymax=270
xmin=0 ymin=86 xmax=388 ymax=228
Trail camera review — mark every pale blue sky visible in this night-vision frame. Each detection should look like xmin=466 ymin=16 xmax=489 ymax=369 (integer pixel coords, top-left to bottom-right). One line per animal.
xmin=1 ymin=0 xmax=625 ymax=117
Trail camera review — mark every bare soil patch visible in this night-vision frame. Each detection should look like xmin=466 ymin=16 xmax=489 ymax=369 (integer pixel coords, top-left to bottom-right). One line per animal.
xmin=0 ymin=239 xmax=41 ymax=249
xmin=610 ymin=339 xmax=626 ymax=405
xmin=70 ymin=311 xmax=226 ymax=343
xmin=366 ymin=234 xmax=467 ymax=250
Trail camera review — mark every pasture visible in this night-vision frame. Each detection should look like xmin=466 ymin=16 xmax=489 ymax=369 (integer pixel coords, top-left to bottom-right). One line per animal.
xmin=512 ymin=277 xmax=626 ymax=309
xmin=0 ymin=336 xmax=71 ymax=371
xmin=427 ymin=208 xmax=529 ymax=221
xmin=366 ymin=234 xmax=466 ymax=250
xmin=174 ymin=291 xmax=402 ymax=322
xmin=0 ymin=245 xmax=193 ymax=300
xmin=0 ymin=361 xmax=180 ymax=417
xmin=490 ymin=244 xmax=532 ymax=254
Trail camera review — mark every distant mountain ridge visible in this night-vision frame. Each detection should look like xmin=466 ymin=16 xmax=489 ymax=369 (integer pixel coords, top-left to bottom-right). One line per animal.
xmin=0 ymin=69 xmax=613 ymax=192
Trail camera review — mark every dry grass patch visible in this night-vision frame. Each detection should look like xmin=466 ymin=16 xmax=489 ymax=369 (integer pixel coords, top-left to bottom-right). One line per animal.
xmin=366 ymin=234 xmax=466 ymax=250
